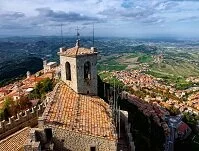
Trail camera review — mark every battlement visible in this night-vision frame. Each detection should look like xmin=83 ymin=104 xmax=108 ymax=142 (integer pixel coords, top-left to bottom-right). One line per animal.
xmin=0 ymin=83 xmax=60 ymax=140
xmin=0 ymin=100 xmax=48 ymax=140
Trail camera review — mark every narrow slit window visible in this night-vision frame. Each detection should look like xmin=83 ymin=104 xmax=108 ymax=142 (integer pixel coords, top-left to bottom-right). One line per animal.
xmin=65 ymin=62 xmax=71 ymax=80
xmin=84 ymin=61 xmax=91 ymax=80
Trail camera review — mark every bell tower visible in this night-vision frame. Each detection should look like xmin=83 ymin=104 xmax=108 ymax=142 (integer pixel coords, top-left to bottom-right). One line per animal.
xmin=58 ymin=40 xmax=98 ymax=95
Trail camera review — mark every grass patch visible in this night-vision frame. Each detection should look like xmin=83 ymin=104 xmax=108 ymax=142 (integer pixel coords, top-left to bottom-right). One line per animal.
xmin=98 ymin=72 xmax=124 ymax=87
xmin=97 ymin=64 xmax=127 ymax=71
xmin=145 ymin=70 xmax=194 ymax=90
xmin=125 ymin=53 xmax=139 ymax=59
xmin=138 ymin=54 xmax=153 ymax=63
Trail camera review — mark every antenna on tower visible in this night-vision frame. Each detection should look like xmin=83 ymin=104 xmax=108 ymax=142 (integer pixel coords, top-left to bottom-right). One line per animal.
xmin=76 ymin=26 xmax=80 ymax=40
xmin=61 ymin=23 xmax=63 ymax=46
xmin=92 ymin=23 xmax=95 ymax=47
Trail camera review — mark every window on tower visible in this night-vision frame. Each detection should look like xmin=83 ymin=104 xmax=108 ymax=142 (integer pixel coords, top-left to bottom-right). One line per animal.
xmin=65 ymin=62 xmax=71 ymax=80
xmin=84 ymin=61 xmax=91 ymax=80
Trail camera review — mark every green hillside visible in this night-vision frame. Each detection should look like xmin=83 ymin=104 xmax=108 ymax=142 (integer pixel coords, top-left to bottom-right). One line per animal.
xmin=0 ymin=57 xmax=43 ymax=86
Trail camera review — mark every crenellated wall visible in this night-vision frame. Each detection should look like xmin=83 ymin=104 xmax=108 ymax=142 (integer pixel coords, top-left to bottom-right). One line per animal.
xmin=0 ymin=83 xmax=60 ymax=140
xmin=0 ymin=101 xmax=47 ymax=140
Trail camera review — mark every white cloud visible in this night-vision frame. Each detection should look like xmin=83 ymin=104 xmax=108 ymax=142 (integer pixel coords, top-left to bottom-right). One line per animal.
xmin=0 ymin=0 xmax=199 ymax=37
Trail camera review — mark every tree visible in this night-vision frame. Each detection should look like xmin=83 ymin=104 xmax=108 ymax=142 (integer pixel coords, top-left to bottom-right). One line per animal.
xmin=17 ymin=96 xmax=32 ymax=111
xmin=0 ymin=109 xmax=4 ymax=121
xmin=29 ymin=78 xmax=54 ymax=99
xmin=169 ymin=106 xmax=180 ymax=116
xmin=2 ymin=97 xmax=15 ymax=120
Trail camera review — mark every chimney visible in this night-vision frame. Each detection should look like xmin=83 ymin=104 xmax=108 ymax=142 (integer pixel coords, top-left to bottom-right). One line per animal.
xmin=26 ymin=71 xmax=31 ymax=79
xmin=91 ymin=47 xmax=97 ymax=52
xmin=59 ymin=48 xmax=65 ymax=53
xmin=38 ymin=117 xmax=44 ymax=129
xmin=76 ymin=40 xmax=80 ymax=48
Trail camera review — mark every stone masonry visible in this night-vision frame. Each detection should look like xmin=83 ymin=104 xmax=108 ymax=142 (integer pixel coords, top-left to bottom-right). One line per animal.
xmin=44 ymin=124 xmax=117 ymax=151
xmin=59 ymin=46 xmax=98 ymax=95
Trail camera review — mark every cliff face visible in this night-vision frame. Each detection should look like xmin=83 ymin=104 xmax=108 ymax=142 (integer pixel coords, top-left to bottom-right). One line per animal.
xmin=0 ymin=56 xmax=43 ymax=86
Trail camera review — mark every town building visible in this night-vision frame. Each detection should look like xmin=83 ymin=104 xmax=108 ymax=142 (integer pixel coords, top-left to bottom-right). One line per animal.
xmin=43 ymin=60 xmax=57 ymax=74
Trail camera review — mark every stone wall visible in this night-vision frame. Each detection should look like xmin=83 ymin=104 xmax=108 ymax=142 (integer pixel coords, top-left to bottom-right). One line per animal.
xmin=0 ymin=101 xmax=47 ymax=140
xmin=60 ymin=56 xmax=78 ymax=91
xmin=120 ymin=110 xmax=135 ymax=151
xmin=76 ymin=54 xmax=98 ymax=95
xmin=60 ymin=53 xmax=98 ymax=95
xmin=44 ymin=125 xmax=116 ymax=151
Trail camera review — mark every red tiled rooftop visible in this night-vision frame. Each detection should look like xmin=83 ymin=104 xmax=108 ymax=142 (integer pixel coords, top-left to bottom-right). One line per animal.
xmin=43 ymin=82 xmax=116 ymax=141
xmin=59 ymin=47 xmax=97 ymax=57
xmin=0 ymin=127 xmax=31 ymax=151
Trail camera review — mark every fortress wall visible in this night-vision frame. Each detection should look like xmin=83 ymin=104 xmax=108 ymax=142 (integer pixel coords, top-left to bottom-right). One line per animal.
xmin=0 ymin=82 xmax=60 ymax=139
xmin=0 ymin=82 xmax=59 ymax=140
xmin=120 ymin=110 xmax=135 ymax=151
xmin=0 ymin=101 xmax=47 ymax=140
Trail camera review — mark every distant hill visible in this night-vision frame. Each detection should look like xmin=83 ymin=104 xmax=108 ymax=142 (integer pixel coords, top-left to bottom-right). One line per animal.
xmin=132 ymin=44 xmax=157 ymax=54
xmin=0 ymin=57 xmax=43 ymax=86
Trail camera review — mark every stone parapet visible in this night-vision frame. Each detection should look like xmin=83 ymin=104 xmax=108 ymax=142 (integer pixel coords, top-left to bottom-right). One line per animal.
xmin=119 ymin=110 xmax=135 ymax=151
xmin=0 ymin=99 xmax=49 ymax=140
xmin=0 ymin=83 xmax=61 ymax=140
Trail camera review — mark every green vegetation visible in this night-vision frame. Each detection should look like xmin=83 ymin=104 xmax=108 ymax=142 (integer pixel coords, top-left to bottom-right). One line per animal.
xmin=0 ymin=57 xmax=43 ymax=87
xmin=0 ymin=78 xmax=54 ymax=121
xmin=137 ymin=54 xmax=153 ymax=63
xmin=98 ymin=72 xmax=124 ymax=88
xmin=125 ymin=53 xmax=139 ymax=59
xmin=183 ymin=112 xmax=199 ymax=127
xmin=97 ymin=55 xmax=128 ymax=71
xmin=146 ymin=70 xmax=196 ymax=90
xmin=29 ymin=78 xmax=54 ymax=100
xmin=168 ymin=106 xmax=180 ymax=115
xmin=97 ymin=64 xmax=127 ymax=71
xmin=98 ymin=52 xmax=153 ymax=71
xmin=0 ymin=96 xmax=32 ymax=121
xmin=98 ymin=48 xmax=199 ymax=90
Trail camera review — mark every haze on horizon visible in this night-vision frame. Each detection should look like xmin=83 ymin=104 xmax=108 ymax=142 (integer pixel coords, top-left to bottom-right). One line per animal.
xmin=0 ymin=0 xmax=199 ymax=39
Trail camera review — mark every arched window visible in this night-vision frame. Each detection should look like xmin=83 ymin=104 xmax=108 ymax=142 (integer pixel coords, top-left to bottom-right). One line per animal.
xmin=65 ymin=62 xmax=71 ymax=80
xmin=84 ymin=61 xmax=91 ymax=80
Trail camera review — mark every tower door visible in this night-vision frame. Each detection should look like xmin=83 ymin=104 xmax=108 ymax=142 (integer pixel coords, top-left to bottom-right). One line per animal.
xmin=45 ymin=128 xmax=52 ymax=141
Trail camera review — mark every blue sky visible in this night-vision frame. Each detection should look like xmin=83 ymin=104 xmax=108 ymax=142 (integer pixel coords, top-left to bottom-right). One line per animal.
xmin=0 ymin=0 xmax=199 ymax=38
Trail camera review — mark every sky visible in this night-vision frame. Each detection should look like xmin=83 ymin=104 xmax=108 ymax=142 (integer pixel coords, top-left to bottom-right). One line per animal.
xmin=0 ymin=0 xmax=199 ymax=38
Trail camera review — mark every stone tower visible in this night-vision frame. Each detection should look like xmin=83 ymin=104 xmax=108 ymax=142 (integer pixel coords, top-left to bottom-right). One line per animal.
xmin=58 ymin=40 xmax=98 ymax=95
xmin=43 ymin=60 xmax=47 ymax=74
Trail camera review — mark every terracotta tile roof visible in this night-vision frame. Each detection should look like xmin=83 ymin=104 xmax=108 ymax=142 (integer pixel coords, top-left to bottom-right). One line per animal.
xmin=178 ymin=122 xmax=189 ymax=134
xmin=0 ymin=127 xmax=31 ymax=151
xmin=43 ymin=82 xmax=116 ymax=141
xmin=59 ymin=47 xmax=97 ymax=57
